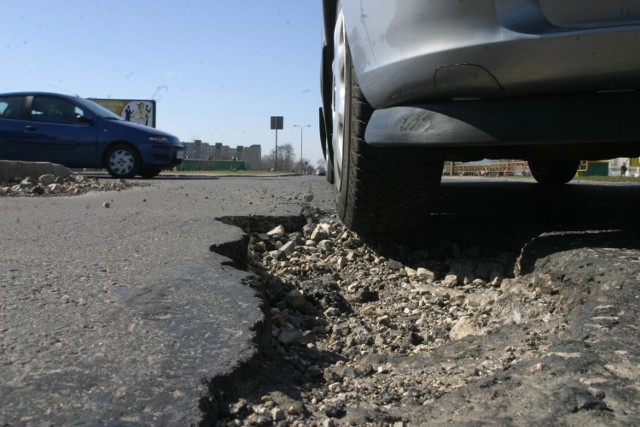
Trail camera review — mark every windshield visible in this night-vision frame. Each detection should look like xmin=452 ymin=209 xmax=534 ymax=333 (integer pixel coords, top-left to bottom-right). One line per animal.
xmin=75 ymin=97 xmax=123 ymax=120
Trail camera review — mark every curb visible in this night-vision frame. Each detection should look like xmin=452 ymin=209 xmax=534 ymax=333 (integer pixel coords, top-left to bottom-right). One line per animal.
xmin=0 ymin=160 xmax=72 ymax=181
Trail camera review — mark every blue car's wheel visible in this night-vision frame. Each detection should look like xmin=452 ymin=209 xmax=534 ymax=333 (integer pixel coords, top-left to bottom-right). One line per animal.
xmin=105 ymin=144 xmax=140 ymax=179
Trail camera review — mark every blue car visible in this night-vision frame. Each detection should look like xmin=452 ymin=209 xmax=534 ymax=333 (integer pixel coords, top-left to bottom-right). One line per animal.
xmin=0 ymin=92 xmax=184 ymax=178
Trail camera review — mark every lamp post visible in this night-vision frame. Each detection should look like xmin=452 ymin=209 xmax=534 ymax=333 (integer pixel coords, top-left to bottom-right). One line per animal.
xmin=294 ymin=124 xmax=311 ymax=174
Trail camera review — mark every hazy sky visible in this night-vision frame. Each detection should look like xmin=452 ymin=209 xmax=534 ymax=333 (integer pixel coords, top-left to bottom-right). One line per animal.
xmin=0 ymin=0 xmax=326 ymax=165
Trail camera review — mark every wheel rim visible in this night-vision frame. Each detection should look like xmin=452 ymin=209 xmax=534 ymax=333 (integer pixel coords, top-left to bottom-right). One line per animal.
xmin=332 ymin=2 xmax=347 ymax=191
xmin=109 ymin=149 xmax=135 ymax=175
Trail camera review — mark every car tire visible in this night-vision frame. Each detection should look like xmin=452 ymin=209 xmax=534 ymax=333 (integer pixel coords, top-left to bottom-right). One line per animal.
xmin=105 ymin=144 xmax=140 ymax=179
xmin=528 ymin=159 xmax=579 ymax=185
xmin=332 ymin=3 xmax=444 ymax=235
xmin=140 ymin=167 xmax=162 ymax=179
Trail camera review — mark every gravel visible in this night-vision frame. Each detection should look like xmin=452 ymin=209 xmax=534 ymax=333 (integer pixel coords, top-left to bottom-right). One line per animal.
xmin=0 ymin=174 xmax=145 ymax=196
xmin=211 ymin=207 xmax=639 ymax=426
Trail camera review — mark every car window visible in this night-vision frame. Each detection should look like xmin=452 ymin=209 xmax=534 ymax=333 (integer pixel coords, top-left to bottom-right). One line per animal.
xmin=76 ymin=97 xmax=122 ymax=121
xmin=31 ymin=96 xmax=86 ymax=124
xmin=0 ymin=96 xmax=23 ymax=119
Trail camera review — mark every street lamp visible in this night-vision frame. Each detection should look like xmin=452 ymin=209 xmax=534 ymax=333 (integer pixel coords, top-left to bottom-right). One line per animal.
xmin=294 ymin=124 xmax=311 ymax=174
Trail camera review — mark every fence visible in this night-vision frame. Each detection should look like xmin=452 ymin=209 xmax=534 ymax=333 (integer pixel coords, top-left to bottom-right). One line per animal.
xmin=175 ymin=160 xmax=246 ymax=171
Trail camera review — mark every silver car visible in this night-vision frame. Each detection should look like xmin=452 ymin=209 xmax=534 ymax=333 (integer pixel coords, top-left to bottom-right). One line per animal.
xmin=319 ymin=0 xmax=640 ymax=234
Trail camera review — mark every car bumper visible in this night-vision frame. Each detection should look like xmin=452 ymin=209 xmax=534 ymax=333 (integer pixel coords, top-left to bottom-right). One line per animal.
xmin=143 ymin=145 xmax=184 ymax=167
xmin=364 ymin=91 xmax=640 ymax=148
xmin=343 ymin=0 xmax=640 ymax=107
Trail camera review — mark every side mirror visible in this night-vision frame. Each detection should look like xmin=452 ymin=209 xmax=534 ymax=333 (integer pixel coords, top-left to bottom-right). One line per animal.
xmin=77 ymin=115 xmax=93 ymax=125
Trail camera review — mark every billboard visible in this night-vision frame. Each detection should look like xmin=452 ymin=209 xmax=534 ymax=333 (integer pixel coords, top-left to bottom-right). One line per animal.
xmin=90 ymin=99 xmax=156 ymax=128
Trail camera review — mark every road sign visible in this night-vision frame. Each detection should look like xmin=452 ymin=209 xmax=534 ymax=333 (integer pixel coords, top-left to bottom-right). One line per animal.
xmin=270 ymin=116 xmax=283 ymax=130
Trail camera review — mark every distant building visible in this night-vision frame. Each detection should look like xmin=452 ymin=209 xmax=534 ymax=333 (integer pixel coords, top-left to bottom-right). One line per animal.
xmin=243 ymin=145 xmax=262 ymax=169
xmin=182 ymin=140 xmax=262 ymax=169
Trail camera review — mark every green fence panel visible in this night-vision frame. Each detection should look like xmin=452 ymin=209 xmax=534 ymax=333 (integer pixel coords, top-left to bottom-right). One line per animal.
xmin=176 ymin=160 xmax=246 ymax=171
xmin=584 ymin=162 xmax=609 ymax=177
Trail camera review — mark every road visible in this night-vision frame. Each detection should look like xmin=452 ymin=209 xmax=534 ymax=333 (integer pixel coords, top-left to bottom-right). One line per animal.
xmin=0 ymin=174 xmax=333 ymax=426
xmin=396 ymin=177 xmax=640 ymax=425
xmin=2 ymin=173 xmax=639 ymax=425
xmin=208 ymin=175 xmax=640 ymax=426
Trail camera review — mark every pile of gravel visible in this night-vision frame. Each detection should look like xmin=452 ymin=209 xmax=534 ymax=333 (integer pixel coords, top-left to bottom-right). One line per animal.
xmin=213 ymin=208 xmax=580 ymax=426
xmin=0 ymin=174 xmax=142 ymax=196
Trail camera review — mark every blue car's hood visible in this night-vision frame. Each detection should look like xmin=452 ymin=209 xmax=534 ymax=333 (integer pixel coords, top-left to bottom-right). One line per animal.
xmin=96 ymin=116 xmax=181 ymax=144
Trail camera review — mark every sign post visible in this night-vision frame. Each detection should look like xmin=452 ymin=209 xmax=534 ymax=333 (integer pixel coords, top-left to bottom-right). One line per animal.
xmin=270 ymin=116 xmax=283 ymax=171
xmin=294 ymin=124 xmax=311 ymax=174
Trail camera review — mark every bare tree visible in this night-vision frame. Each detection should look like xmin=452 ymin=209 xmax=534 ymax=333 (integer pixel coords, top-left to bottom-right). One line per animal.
xmin=266 ymin=144 xmax=296 ymax=171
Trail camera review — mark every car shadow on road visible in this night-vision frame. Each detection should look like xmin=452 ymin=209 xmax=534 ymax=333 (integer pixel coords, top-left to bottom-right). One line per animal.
xmin=403 ymin=179 xmax=640 ymax=277
xmin=77 ymin=171 xmax=222 ymax=181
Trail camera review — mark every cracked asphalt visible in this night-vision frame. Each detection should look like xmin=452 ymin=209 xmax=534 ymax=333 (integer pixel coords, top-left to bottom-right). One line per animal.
xmin=0 ymin=174 xmax=334 ymax=426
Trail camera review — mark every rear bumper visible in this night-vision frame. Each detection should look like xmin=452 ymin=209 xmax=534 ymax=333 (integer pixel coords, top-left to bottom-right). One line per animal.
xmin=364 ymin=91 xmax=640 ymax=148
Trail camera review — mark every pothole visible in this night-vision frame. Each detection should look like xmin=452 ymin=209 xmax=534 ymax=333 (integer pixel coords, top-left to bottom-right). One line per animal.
xmin=203 ymin=208 xmax=627 ymax=426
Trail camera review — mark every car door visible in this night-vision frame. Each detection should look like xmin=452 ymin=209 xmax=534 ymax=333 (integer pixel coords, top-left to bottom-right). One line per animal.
xmin=20 ymin=95 xmax=100 ymax=166
xmin=0 ymin=95 xmax=30 ymax=161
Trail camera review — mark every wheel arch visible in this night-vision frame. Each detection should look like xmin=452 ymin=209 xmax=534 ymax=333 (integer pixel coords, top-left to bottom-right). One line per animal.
xmin=322 ymin=0 xmax=338 ymax=49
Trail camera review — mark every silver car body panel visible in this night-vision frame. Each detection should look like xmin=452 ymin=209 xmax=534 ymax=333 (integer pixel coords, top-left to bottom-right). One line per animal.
xmin=341 ymin=0 xmax=640 ymax=109
xmin=365 ymin=91 xmax=640 ymax=147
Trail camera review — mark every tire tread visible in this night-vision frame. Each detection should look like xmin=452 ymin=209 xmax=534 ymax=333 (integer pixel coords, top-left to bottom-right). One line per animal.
xmin=337 ymin=63 xmax=444 ymax=235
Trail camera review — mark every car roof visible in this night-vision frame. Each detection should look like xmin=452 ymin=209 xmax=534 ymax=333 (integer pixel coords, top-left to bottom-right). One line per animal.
xmin=0 ymin=91 xmax=82 ymax=101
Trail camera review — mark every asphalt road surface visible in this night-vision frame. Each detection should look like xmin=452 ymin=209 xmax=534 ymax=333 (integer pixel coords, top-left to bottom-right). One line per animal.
xmin=2 ymin=173 xmax=639 ymax=425
xmin=0 ymin=174 xmax=334 ymax=426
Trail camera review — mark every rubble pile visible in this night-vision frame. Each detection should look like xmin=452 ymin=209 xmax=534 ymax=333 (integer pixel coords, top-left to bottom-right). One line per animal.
xmin=0 ymin=174 xmax=141 ymax=196
xmin=217 ymin=209 xmax=572 ymax=426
